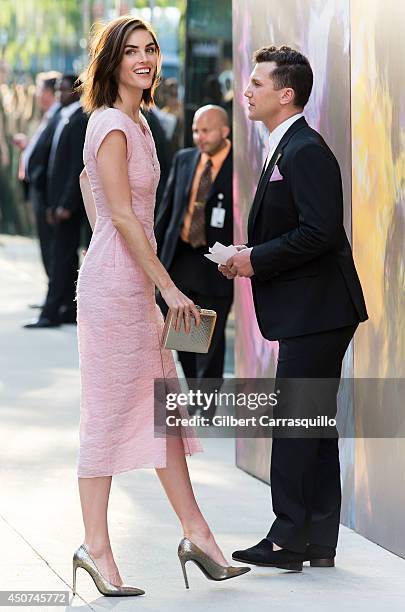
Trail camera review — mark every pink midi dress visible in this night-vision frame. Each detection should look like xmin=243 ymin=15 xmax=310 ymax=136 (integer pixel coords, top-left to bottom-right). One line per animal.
xmin=76 ymin=107 xmax=202 ymax=477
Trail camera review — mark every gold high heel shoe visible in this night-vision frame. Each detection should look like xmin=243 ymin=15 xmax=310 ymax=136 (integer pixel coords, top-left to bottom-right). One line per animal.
xmin=178 ymin=538 xmax=250 ymax=589
xmin=72 ymin=544 xmax=145 ymax=597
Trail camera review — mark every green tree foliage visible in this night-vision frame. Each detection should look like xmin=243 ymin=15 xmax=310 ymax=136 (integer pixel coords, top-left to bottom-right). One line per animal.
xmin=0 ymin=0 xmax=83 ymax=73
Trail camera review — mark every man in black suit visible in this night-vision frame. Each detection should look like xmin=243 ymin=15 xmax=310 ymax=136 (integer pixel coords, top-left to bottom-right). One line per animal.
xmin=155 ymin=105 xmax=233 ymax=413
xmin=24 ymin=75 xmax=88 ymax=328
xmin=15 ymin=73 xmax=61 ymax=281
xmin=220 ymin=46 xmax=368 ymax=570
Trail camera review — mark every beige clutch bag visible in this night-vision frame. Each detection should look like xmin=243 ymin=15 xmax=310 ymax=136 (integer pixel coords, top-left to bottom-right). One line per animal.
xmin=161 ymin=307 xmax=217 ymax=353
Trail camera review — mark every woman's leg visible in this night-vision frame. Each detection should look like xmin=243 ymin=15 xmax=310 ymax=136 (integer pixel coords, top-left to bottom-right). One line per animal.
xmin=156 ymin=434 xmax=229 ymax=566
xmin=78 ymin=476 xmax=123 ymax=585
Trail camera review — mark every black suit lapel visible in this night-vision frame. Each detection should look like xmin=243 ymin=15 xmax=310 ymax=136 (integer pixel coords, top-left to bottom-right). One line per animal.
xmin=54 ymin=107 xmax=81 ymax=154
xmin=248 ymin=117 xmax=308 ymax=238
xmin=248 ymin=148 xmax=282 ymax=236
xmin=27 ymin=110 xmax=62 ymax=183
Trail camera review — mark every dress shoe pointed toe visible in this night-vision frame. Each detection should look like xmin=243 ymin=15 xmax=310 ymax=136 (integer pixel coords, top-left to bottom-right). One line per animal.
xmin=178 ymin=538 xmax=250 ymax=589
xmin=73 ymin=544 xmax=144 ymax=597
xmin=232 ymin=539 xmax=273 ymax=564
xmin=232 ymin=539 xmax=304 ymax=571
xmin=23 ymin=317 xmax=60 ymax=329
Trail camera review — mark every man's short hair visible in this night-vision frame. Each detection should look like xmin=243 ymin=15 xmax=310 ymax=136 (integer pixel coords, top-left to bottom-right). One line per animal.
xmin=42 ymin=78 xmax=57 ymax=93
xmin=253 ymin=45 xmax=313 ymax=108
xmin=61 ymin=74 xmax=80 ymax=89
xmin=36 ymin=70 xmax=62 ymax=93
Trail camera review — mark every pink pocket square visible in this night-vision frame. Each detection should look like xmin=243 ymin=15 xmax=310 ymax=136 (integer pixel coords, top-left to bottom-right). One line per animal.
xmin=269 ymin=165 xmax=284 ymax=182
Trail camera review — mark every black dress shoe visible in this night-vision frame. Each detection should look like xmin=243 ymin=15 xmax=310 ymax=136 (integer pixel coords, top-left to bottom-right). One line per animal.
xmin=23 ymin=317 xmax=60 ymax=329
xmin=59 ymin=311 xmax=77 ymax=324
xmin=305 ymin=544 xmax=336 ymax=567
xmin=232 ymin=539 xmax=304 ymax=571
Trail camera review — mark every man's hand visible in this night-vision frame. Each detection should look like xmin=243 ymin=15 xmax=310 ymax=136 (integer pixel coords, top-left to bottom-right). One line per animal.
xmin=12 ymin=133 xmax=28 ymax=151
xmin=46 ymin=208 xmax=55 ymax=225
xmin=218 ymin=263 xmax=236 ymax=279
xmin=218 ymin=246 xmax=254 ymax=278
xmin=227 ymin=247 xmax=254 ymax=277
xmin=55 ymin=207 xmax=72 ymax=221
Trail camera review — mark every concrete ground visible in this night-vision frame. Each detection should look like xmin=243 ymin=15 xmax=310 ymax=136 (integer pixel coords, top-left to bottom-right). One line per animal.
xmin=1 ymin=234 xmax=405 ymax=612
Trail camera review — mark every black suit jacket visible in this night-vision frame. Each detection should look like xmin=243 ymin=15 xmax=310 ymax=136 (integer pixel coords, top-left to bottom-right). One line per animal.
xmin=27 ymin=110 xmax=61 ymax=194
xmin=47 ymin=107 xmax=88 ymax=214
xmin=155 ymin=146 xmax=233 ymax=297
xmin=143 ymin=109 xmax=171 ymax=208
xmin=248 ymin=117 xmax=368 ymax=340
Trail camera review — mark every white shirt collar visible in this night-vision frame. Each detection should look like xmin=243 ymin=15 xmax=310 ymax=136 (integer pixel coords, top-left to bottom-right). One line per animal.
xmin=60 ymin=100 xmax=82 ymax=120
xmin=268 ymin=112 xmax=303 ymax=152
xmin=45 ymin=101 xmax=61 ymax=120
xmin=264 ymin=113 xmax=303 ymax=169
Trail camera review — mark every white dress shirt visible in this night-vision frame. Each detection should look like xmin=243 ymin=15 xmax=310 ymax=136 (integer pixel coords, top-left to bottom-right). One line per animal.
xmin=264 ymin=112 xmax=303 ymax=170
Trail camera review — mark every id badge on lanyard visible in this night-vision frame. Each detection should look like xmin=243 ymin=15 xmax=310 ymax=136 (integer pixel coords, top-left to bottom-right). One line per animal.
xmin=210 ymin=193 xmax=226 ymax=228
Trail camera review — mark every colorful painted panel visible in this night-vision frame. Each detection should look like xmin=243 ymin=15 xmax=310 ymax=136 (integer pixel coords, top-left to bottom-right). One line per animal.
xmin=351 ymin=0 xmax=405 ymax=557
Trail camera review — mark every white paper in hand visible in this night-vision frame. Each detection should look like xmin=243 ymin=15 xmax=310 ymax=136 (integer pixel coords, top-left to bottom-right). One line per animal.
xmin=204 ymin=242 xmax=238 ymax=264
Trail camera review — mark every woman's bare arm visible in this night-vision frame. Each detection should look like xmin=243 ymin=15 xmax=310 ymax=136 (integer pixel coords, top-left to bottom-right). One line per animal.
xmin=79 ymin=167 xmax=97 ymax=230
xmin=97 ymin=130 xmax=200 ymax=331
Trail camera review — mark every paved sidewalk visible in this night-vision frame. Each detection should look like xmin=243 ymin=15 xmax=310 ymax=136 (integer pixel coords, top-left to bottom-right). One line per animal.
xmin=1 ymin=234 xmax=405 ymax=612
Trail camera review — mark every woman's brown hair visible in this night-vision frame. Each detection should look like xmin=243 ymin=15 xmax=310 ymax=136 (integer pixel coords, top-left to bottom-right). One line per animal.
xmin=81 ymin=16 xmax=161 ymax=113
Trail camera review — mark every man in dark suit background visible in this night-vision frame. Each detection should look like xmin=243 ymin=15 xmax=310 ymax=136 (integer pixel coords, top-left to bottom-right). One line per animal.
xmin=24 ymin=75 xmax=88 ymax=328
xmin=155 ymin=105 xmax=233 ymax=415
xmin=14 ymin=73 xmax=61 ymax=283
xmin=220 ymin=46 xmax=368 ymax=570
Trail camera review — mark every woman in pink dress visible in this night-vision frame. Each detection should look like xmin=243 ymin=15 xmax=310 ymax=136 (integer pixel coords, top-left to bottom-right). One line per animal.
xmin=73 ymin=16 xmax=249 ymax=597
